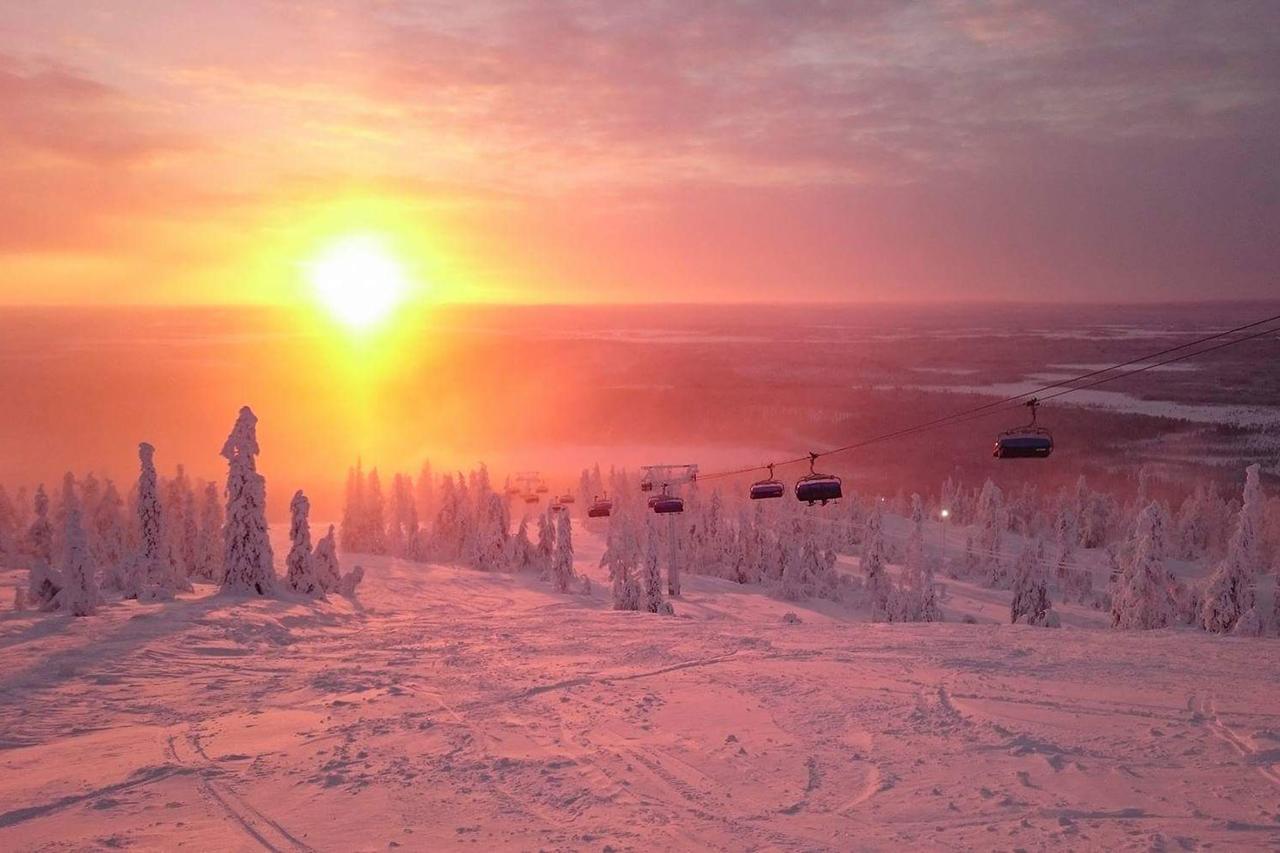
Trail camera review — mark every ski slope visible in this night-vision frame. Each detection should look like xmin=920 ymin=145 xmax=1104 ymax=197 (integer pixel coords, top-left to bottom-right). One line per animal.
xmin=2 ymin=524 xmax=1279 ymax=851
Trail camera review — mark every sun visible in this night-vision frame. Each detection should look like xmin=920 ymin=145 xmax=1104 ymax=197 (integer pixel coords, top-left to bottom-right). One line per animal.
xmin=305 ymin=234 xmax=410 ymax=330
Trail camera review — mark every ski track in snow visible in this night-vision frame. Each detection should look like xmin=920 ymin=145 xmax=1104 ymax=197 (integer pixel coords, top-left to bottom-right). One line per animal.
xmin=1 ymin=524 xmax=1279 ymax=851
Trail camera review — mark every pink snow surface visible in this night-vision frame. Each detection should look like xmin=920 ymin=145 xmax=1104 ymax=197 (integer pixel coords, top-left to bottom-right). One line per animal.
xmin=2 ymin=525 xmax=1279 ymax=851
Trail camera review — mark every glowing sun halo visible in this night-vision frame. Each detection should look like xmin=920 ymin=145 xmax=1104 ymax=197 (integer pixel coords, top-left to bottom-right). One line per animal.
xmin=306 ymin=235 xmax=410 ymax=330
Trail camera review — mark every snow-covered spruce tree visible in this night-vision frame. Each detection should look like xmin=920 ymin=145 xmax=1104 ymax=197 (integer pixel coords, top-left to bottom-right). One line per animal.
xmin=91 ymin=480 xmax=128 ymax=589
xmin=25 ymin=485 xmax=60 ymax=609
xmin=511 ymin=516 xmax=534 ymax=571
xmin=163 ymin=465 xmax=191 ymax=581
xmin=340 ymin=461 xmax=363 ymax=553
xmin=0 ymin=484 xmax=17 ymax=566
xmin=133 ymin=443 xmax=168 ymax=597
xmin=219 ymin=407 xmax=275 ymax=596
xmin=286 ymin=489 xmax=322 ymax=596
xmin=434 ymin=474 xmax=462 ymax=561
xmin=477 ymin=493 xmax=510 ymax=572
xmin=899 ymin=494 xmax=942 ymax=622
xmin=193 ymin=481 xmax=222 ymax=581
xmin=60 ymin=498 xmax=98 ymax=617
xmin=1009 ymin=539 xmax=1056 ymax=626
xmin=415 ymin=461 xmax=434 ymax=528
xmin=642 ymin=512 xmax=672 ymax=614
xmin=971 ymin=479 xmax=1007 ymax=585
xmin=535 ymin=510 xmax=555 ymax=579
xmin=861 ymin=502 xmax=893 ymax=620
xmin=365 ymin=468 xmax=388 ymax=555
xmin=1200 ymin=465 xmax=1265 ymax=633
xmin=551 ymin=507 xmax=575 ymax=593
xmin=337 ymin=563 xmax=364 ymax=596
xmin=602 ymin=512 xmax=641 ymax=610
xmin=1112 ymin=502 xmax=1173 ymax=630
xmin=312 ymin=524 xmax=342 ymax=593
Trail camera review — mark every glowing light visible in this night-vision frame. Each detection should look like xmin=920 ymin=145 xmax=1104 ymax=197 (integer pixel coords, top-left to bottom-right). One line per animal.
xmin=306 ymin=235 xmax=410 ymax=330
xmin=940 ymin=509 xmax=950 ymax=518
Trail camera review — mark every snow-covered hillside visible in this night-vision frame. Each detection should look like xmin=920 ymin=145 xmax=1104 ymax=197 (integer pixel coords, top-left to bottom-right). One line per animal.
xmin=2 ymin=522 xmax=1279 ymax=852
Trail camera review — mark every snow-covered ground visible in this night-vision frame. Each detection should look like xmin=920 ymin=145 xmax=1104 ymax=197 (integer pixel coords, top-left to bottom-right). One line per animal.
xmin=2 ymin=524 xmax=1279 ymax=851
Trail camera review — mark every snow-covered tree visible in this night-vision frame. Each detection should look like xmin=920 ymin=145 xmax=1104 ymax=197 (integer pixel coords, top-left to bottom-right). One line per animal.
xmin=60 ymin=497 xmax=98 ymax=617
xmin=535 ymin=510 xmax=555 ymax=579
xmin=337 ymin=563 xmax=364 ymax=596
xmin=434 ymin=474 xmax=463 ymax=561
xmin=899 ymin=494 xmax=942 ymax=621
xmin=312 ymin=524 xmax=342 ymax=593
xmin=642 ymin=512 xmax=672 ymax=614
xmin=1112 ymin=502 xmax=1173 ymax=630
xmin=1201 ymin=465 xmax=1264 ymax=633
xmin=25 ymin=485 xmax=60 ymax=609
xmin=861 ymin=502 xmax=893 ymax=620
xmin=132 ymin=442 xmax=185 ymax=597
xmin=551 ymin=508 xmax=575 ymax=593
xmin=1010 ymin=539 xmax=1056 ymax=626
xmin=220 ymin=407 xmax=275 ymax=595
xmin=365 ymin=468 xmax=387 ymax=555
xmin=415 ymin=461 xmax=434 ymax=527
xmin=340 ymin=461 xmax=363 ymax=553
xmin=602 ymin=513 xmax=641 ymax=610
xmin=193 ymin=482 xmax=222 ymax=581
xmin=91 ymin=480 xmax=128 ymax=588
xmin=966 ymin=479 xmax=1008 ymax=585
xmin=286 ymin=490 xmax=322 ymax=595
xmin=0 ymin=484 xmax=17 ymax=566
xmin=511 ymin=516 xmax=534 ymax=572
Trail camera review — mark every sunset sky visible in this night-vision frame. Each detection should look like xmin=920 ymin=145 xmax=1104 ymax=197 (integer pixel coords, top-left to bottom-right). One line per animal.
xmin=1 ymin=1 xmax=1277 ymax=305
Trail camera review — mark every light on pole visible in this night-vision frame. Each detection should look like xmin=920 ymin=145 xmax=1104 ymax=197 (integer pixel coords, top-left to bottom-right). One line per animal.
xmin=939 ymin=508 xmax=950 ymax=555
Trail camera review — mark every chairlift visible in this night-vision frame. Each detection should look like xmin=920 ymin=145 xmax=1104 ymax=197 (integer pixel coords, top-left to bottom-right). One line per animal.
xmin=535 ymin=483 xmax=549 ymax=494
xmin=522 ymin=493 xmax=540 ymax=504
xmin=588 ymin=494 xmax=614 ymax=518
xmin=651 ymin=484 xmax=684 ymax=514
xmin=749 ymin=463 xmax=786 ymax=500
xmin=994 ymin=399 xmax=1054 ymax=459
xmin=559 ymin=493 xmax=576 ymax=504
xmin=795 ymin=453 xmax=842 ymax=505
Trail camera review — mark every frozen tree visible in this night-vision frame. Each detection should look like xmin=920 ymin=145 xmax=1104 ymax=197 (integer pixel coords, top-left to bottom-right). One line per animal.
xmin=220 ymin=407 xmax=275 ymax=595
xmin=551 ymin=508 xmax=575 ymax=593
xmin=642 ymin=513 xmax=672 ymax=614
xmin=473 ymin=493 xmax=510 ymax=572
xmin=601 ymin=513 xmax=641 ymax=610
xmin=132 ymin=442 xmax=188 ymax=598
xmin=535 ymin=510 xmax=555 ymax=579
xmin=1112 ymin=502 xmax=1173 ymax=630
xmin=1231 ymin=606 xmax=1262 ymax=637
xmin=1010 ymin=539 xmax=1056 ymax=626
xmin=337 ymin=563 xmax=364 ymax=596
xmin=59 ymin=496 xmax=98 ymax=617
xmin=899 ymin=494 xmax=942 ymax=621
xmin=91 ymin=480 xmax=128 ymax=588
xmin=0 ymin=484 xmax=17 ymax=565
xmin=340 ymin=461 xmax=363 ymax=552
xmin=434 ymin=474 xmax=462 ymax=561
xmin=25 ymin=486 xmax=60 ymax=610
xmin=285 ymin=490 xmax=322 ymax=595
xmin=163 ymin=465 xmax=193 ymax=581
xmin=511 ymin=516 xmax=534 ymax=572
xmin=193 ymin=482 xmax=222 ymax=581
xmin=365 ymin=468 xmax=387 ymax=555
xmin=312 ymin=524 xmax=342 ymax=593
xmin=1200 ymin=466 xmax=1264 ymax=633
xmin=861 ymin=502 xmax=893 ymax=620
xmin=415 ymin=461 xmax=434 ymax=527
